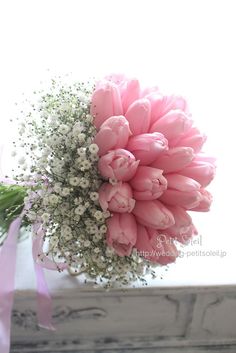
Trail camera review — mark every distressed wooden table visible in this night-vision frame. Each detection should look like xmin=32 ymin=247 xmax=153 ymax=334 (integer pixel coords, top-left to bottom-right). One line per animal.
xmin=11 ymin=222 xmax=236 ymax=353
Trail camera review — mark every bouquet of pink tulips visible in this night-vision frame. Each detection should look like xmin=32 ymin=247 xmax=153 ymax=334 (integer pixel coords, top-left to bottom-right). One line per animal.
xmin=0 ymin=74 xmax=215 ymax=286
xmin=0 ymin=73 xmax=215 ymax=353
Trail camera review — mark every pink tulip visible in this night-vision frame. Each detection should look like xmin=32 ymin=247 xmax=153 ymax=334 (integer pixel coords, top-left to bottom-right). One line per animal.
xmin=135 ymin=225 xmax=178 ymax=264
xmin=130 ymin=166 xmax=167 ymax=200
xmin=94 ymin=116 xmax=131 ymax=156
xmin=191 ymin=189 xmax=212 ymax=211
xmin=175 ymin=126 xmax=207 ymax=153
xmin=125 ymin=98 xmax=151 ymax=135
xmin=121 ymin=79 xmax=140 ymax=113
xmin=149 ymin=109 xmax=192 ymax=143
xmin=106 ymin=212 xmax=137 ymax=256
xmin=146 ymin=93 xmax=189 ymax=125
xmin=104 ymin=74 xmax=140 ymax=113
xmin=99 ymin=182 xmax=135 ymax=213
xmin=179 ymin=159 xmax=216 ymax=187
xmin=164 ymin=174 xmax=201 ymax=192
xmin=159 ymin=189 xmax=202 ymax=209
xmin=98 ymin=149 xmax=139 ymax=181
xmin=165 ymin=206 xmax=197 ymax=243
xmin=126 ymin=132 xmax=168 ymax=165
xmin=91 ymin=81 xmax=123 ymax=128
xmin=151 ymin=147 xmax=194 ymax=173
xmin=132 ymin=199 xmax=175 ymax=229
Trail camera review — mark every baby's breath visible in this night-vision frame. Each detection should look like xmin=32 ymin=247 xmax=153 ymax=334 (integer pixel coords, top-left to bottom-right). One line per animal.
xmin=12 ymin=77 xmax=148 ymax=288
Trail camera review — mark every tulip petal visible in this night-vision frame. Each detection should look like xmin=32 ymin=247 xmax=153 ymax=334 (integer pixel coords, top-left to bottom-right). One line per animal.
xmin=132 ymin=200 xmax=175 ymax=229
xmin=159 ymin=189 xmax=202 ymax=209
xmin=94 ymin=128 xmax=117 ymax=156
xmin=165 ymin=174 xmax=201 ymax=191
xmin=125 ymin=98 xmax=151 ymax=135
xmin=149 ymin=109 xmax=192 ymax=142
xmin=91 ymin=82 xmax=123 ymax=128
xmin=175 ymin=127 xmax=207 ymax=152
xmin=151 ymin=147 xmax=194 ymax=173
xmin=122 ymin=79 xmax=140 ymax=113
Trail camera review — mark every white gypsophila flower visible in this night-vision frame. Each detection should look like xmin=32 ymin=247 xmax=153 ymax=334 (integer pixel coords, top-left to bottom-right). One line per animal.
xmin=88 ymin=225 xmax=98 ymax=234
xmin=88 ymin=143 xmax=99 ymax=154
xmin=106 ymin=247 xmax=115 ymax=257
xmin=89 ymin=192 xmax=99 ymax=201
xmin=49 ymin=194 xmax=59 ymax=205
xmin=109 ymin=178 xmax=118 ymax=185
xmin=61 ymin=225 xmax=72 ymax=236
xmin=63 ymin=153 xmax=71 ymax=162
xmin=74 ymin=197 xmax=83 ymax=205
xmin=53 ymin=183 xmax=62 ymax=193
xmin=72 ymin=122 xmax=84 ymax=135
xmin=58 ymin=124 xmax=70 ymax=135
xmin=89 ymin=154 xmax=99 ymax=162
xmin=78 ymin=133 xmax=86 ymax=143
xmin=74 ymin=215 xmax=81 ymax=222
xmin=69 ymin=177 xmax=80 ymax=186
xmin=103 ymin=210 xmax=111 ymax=218
xmin=11 ymin=150 xmax=17 ymax=157
xmin=80 ymin=160 xmax=91 ymax=171
xmin=84 ymin=240 xmax=91 ymax=247
xmin=94 ymin=210 xmax=104 ymax=221
xmin=49 ymin=236 xmax=58 ymax=248
xmin=84 ymin=219 xmax=94 ymax=227
xmin=77 ymin=147 xmax=86 ymax=156
xmin=85 ymin=114 xmax=93 ymax=123
xmin=27 ymin=210 xmax=37 ymax=221
xmin=100 ymin=224 xmax=107 ymax=234
xmin=41 ymin=213 xmax=50 ymax=223
xmin=75 ymin=205 xmax=86 ymax=215
xmin=93 ymin=236 xmax=100 ymax=243
xmin=75 ymin=156 xmax=86 ymax=167
xmin=79 ymin=178 xmax=89 ymax=189
xmin=61 ymin=188 xmax=70 ymax=197
xmin=84 ymin=201 xmax=90 ymax=209
xmin=64 ymin=233 xmax=73 ymax=241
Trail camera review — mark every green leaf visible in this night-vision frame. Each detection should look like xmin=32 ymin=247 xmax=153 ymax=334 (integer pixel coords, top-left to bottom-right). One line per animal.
xmin=0 ymin=183 xmax=30 ymax=245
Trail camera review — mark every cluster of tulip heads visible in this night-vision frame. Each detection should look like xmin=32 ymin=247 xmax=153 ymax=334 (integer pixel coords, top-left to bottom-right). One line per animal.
xmin=91 ymin=74 xmax=215 ymax=265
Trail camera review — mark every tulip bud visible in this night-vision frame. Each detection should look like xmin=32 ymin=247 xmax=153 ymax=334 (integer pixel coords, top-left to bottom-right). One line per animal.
xmin=132 ymin=199 xmax=175 ymax=229
xmin=94 ymin=115 xmax=131 ymax=156
xmin=126 ymin=132 xmax=168 ymax=165
xmin=106 ymin=213 xmax=137 ymax=256
xmin=99 ymin=182 xmax=135 ymax=213
xmin=165 ymin=206 xmax=197 ymax=243
xmin=125 ymin=98 xmax=151 ymax=135
xmin=179 ymin=159 xmax=216 ymax=187
xmin=149 ymin=109 xmax=192 ymax=143
xmin=175 ymin=127 xmax=207 ymax=153
xmin=191 ymin=189 xmax=212 ymax=212
xmin=151 ymin=147 xmax=194 ymax=173
xmin=98 ymin=149 xmax=139 ymax=181
xmin=130 ymin=166 xmax=167 ymax=200
xmin=135 ymin=224 xmax=178 ymax=264
xmin=91 ymin=81 xmax=123 ymax=128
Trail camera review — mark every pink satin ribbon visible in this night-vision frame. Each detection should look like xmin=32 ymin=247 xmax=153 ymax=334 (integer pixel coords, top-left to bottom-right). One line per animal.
xmin=0 ymin=217 xmax=21 ymax=353
xmin=32 ymin=224 xmax=67 ymax=330
xmin=0 ymin=218 xmax=66 ymax=352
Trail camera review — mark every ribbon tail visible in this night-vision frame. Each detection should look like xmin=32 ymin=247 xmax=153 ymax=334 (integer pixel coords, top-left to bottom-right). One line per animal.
xmin=34 ymin=261 xmax=55 ymax=331
xmin=0 ymin=217 xmax=22 ymax=353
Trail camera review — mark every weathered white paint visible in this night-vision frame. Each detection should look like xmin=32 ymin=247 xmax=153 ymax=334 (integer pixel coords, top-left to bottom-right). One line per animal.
xmin=10 ymin=239 xmax=236 ymax=352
